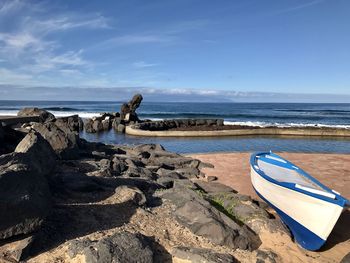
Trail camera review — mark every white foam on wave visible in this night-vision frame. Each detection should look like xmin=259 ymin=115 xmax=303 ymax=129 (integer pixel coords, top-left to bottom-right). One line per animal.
xmin=50 ymin=111 xmax=100 ymax=119
xmin=0 ymin=110 xmax=101 ymax=119
xmin=1 ymin=110 xmax=348 ymax=129
xmin=223 ymin=121 xmax=350 ymax=129
xmin=0 ymin=110 xmax=18 ymax=116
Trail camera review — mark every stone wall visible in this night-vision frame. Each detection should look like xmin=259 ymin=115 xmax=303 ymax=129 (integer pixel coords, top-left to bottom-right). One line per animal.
xmin=135 ymin=119 xmax=224 ymax=131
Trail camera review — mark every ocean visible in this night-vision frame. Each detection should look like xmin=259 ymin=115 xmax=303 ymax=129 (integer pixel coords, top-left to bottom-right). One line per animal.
xmin=1 ymin=100 xmax=350 ymax=154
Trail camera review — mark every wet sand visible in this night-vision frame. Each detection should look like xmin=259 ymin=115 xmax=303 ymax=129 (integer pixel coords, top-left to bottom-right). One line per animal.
xmin=189 ymin=152 xmax=350 ymax=263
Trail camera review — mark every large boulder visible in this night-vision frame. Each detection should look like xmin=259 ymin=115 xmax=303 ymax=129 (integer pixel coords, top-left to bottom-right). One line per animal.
xmin=84 ymin=114 xmax=116 ymax=133
xmin=17 ymin=107 xmax=55 ymax=122
xmin=120 ymin=94 xmax=143 ymax=122
xmin=0 ymin=133 xmax=54 ymax=239
xmin=68 ymin=232 xmax=154 ymax=263
xmin=31 ymin=121 xmax=80 ymax=159
xmin=206 ymin=192 xmax=287 ymax=235
xmin=0 ymin=163 xmax=51 ymax=239
xmin=15 ymin=131 xmax=57 ymax=175
xmin=84 ymin=119 xmax=95 ymax=133
xmin=160 ymin=181 xmax=261 ymax=250
xmin=0 ymin=125 xmax=26 ymax=155
xmin=54 ymin=115 xmax=83 ymax=133
xmin=114 ymin=185 xmax=147 ymax=206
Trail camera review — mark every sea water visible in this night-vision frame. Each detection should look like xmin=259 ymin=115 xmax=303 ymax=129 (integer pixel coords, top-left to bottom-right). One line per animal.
xmin=1 ymin=101 xmax=350 ymax=153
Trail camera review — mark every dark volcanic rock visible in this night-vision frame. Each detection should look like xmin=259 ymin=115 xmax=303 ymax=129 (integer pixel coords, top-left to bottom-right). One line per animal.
xmin=0 ymin=125 xmax=25 ymax=155
xmin=124 ymin=166 xmax=156 ymax=180
xmin=0 ymin=131 xmax=57 ymax=239
xmin=133 ymin=143 xmax=165 ymax=153
xmin=68 ymin=231 xmax=154 ymax=263
xmin=256 ymin=249 xmax=279 ymax=263
xmin=114 ymin=185 xmax=147 ymax=206
xmin=120 ymin=94 xmax=143 ymax=122
xmin=160 ymin=181 xmax=261 ymax=250
xmin=156 ymin=177 xmax=175 ymax=189
xmin=137 ymin=118 xmax=225 ymax=131
xmin=172 ymin=246 xmax=237 ymax=263
xmin=0 ymin=153 xmax=52 ymax=239
xmin=55 ymin=115 xmax=83 ymax=133
xmin=111 ymin=117 xmax=122 ymax=130
xmin=15 ymin=131 xmax=57 ymax=174
xmin=195 ymin=181 xmax=237 ymax=194
xmin=31 ymin=121 xmax=80 ymax=159
xmin=173 ymin=167 xmax=202 ymax=179
xmin=84 ymin=119 xmax=94 ymax=133
xmin=17 ymin=107 xmax=55 ymax=122
xmin=120 ymin=103 xmax=130 ymax=121
xmin=116 ymin=124 xmax=126 ymax=133
xmin=206 ymin=192 xmax=287 ymax=235
xmin=111 ymin=156 xmax=128 ymax=175
xmin=92 ymin=120 xmax=103 ymax=132
xmin=84 ymin=114 xmax=119 ymax=133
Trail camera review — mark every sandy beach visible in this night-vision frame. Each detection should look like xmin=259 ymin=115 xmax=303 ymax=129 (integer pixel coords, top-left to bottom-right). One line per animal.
xmin=190 ymin=152 xmax=350 ymax=263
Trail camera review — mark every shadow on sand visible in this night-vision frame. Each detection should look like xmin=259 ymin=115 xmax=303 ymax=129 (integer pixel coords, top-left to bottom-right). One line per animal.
xmin=20 ymin=174 xmax=166 ymax=261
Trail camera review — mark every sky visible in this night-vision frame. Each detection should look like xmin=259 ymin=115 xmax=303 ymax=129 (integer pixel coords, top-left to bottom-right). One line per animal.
xmin=0 ymin=0 xmax=349 ymax=102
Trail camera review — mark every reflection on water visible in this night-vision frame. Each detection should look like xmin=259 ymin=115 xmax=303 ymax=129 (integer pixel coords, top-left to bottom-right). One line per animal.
xmin=81 ymin=130 xmax=350 ymax=154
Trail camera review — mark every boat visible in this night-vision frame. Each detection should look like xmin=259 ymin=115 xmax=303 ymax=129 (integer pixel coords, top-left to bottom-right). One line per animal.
xmin=250 ymin=151 xmax=349 ymax=251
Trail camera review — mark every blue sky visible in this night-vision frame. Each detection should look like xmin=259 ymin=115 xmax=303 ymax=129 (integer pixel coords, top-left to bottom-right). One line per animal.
xmin=0 ymin=0 xmax=349 ymax=101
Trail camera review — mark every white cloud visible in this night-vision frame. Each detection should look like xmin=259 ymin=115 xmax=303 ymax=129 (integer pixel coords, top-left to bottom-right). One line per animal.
xmin=59 ymin=69 xmax=82 ymax=75
xmin=0 ymin=68 xmax=33 ymax=84
xmin=272 ymin=0 xmax=325 ymax=15
xmin=25 ymin=14 xmax=111 ymax=33
xmin=198 ymin=90 xmax=219 ymax=95
xmin=93 ymin=19 xmax=210 ymax=50
xmin=0 ymin=0 xmax=24 ymax=15
xmin=132 ymin=61 xmax=158 ymax=68
xmin=49 ymin=50 xmax=87 ymax=66
xmin=103 ymin=34 xmax=173 ymax=46
xmin=0 ymin=3 xmax=111 ymax=83
xmin=0 ymin=32 xmax=44 ymax=51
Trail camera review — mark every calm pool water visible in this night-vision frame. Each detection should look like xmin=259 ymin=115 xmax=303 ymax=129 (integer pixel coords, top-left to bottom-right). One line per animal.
xmin=81 ymin=130 xmax=350 ymax=154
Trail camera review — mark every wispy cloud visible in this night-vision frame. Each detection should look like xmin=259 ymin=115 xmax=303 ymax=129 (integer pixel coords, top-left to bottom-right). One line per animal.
xmin=0 ymin=68 xmax=33 ymax=84
xmin=93 ymin=19 xmax=211 ymax=49
xmin=0 ymin=0 xmax=24 ymax=15
xmin=273 ymin=0 xmax=325 ymax=15
xmin=132 ymin=61 xmax=158 ymax=68
xmin=98 ymin=34 xmax=173 ymax=47
xmin=48 ymin=50 xmax=87 ymax=66
xmin=165 ymin=19 xmax=212 ymax=34
xmin=25 ymin=13 xmax=111 ymax=33
xmin=0 ymin=1 xmax=112 ymax=84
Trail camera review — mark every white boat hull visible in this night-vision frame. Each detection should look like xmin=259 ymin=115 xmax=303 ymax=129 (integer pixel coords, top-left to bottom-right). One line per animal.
xmin=251 ymin=167 xmax=344 ymax=250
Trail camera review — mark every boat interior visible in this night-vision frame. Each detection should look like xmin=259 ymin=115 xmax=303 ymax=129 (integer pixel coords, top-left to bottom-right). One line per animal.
xmin=255 ymin=153 xmax=337 ymax=199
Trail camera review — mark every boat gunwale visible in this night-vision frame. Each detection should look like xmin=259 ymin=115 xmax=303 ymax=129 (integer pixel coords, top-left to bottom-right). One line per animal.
xmin=250 ymin=151 xmax=349 ymax=207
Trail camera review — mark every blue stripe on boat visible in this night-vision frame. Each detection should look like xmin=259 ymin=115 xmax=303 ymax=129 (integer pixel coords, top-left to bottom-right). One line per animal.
xmin=253 ymin=186 xmax=326 ymax=251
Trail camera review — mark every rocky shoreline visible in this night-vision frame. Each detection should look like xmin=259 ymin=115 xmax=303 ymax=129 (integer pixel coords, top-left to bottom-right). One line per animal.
xmin=0 ymin=106 xmax=291 ymax=263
